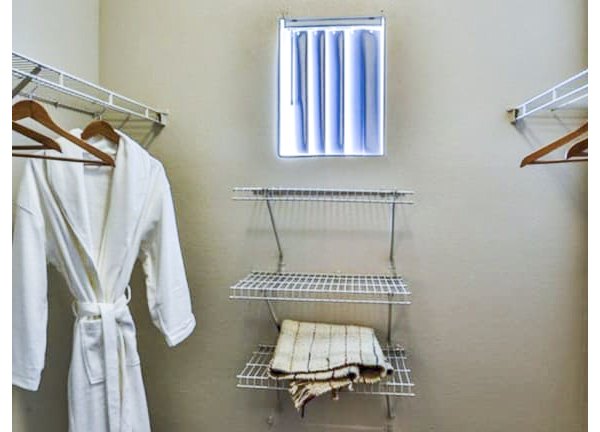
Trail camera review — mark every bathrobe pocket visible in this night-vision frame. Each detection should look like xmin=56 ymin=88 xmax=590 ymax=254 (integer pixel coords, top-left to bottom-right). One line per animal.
xmin=80 ymin=319 xmax=141 ymax=384
xmin=80 ymin=320 xmax=105 ymax=384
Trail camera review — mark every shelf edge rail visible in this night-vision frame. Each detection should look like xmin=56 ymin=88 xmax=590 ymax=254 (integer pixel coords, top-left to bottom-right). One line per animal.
xmin=507 ymin=69 xmax=588 ymax=123
xmin=12 ymin=51 xmax=168 ymax=127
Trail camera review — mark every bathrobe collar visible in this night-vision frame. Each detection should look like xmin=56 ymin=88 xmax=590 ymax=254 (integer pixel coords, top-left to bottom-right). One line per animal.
xmin=47 ymin=129 xmax=151 ymax=301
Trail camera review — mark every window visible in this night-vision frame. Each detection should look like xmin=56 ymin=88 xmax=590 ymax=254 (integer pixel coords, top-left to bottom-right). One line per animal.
xmin=278 ymin=17 xmax=385 ymax=157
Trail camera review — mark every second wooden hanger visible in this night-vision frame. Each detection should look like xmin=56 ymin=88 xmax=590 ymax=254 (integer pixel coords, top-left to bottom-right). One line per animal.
xmin=520 ymin=122 xmax=588 ymax=167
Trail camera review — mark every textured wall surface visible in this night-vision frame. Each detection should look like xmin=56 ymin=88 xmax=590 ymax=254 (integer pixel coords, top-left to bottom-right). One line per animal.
xmin=12 ymin=0 xmax=100 ymax=430
xmin=14 ymin=0 xmax=587 ymax=431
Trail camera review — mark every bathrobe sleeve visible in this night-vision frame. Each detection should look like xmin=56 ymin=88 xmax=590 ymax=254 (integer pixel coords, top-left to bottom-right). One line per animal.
xmin=139 ymin=166 xmax=196 ymax=347
xmin=12 ymin=163 xmax=49 ymax=391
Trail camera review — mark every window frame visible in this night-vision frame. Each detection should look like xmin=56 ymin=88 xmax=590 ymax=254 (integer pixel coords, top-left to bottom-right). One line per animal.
xmin=277 ymin=16 xmax=387 ymax=158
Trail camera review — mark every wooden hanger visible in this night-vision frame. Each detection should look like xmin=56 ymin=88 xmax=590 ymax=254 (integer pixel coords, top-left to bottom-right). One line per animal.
xmin=11 ymin=123 xmax=102 ymax=163
xmin=520 ymin=122 xmax=588 ymax=167
xmin=81 ymin=119 xmax=120 ymax=144
xmin=12 ymin=121 xmax=62 ymax=152
xmin=12 ymin=100 xmax=115 ymax=167
xmin=566 ymin=137 xmax=588 ymax=159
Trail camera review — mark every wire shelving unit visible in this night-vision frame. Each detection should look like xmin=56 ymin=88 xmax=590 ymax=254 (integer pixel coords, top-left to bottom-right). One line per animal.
xmin=12 ymin=51 xmax=168 ymax=127
xmin=230 ymin=271 xmax=410 ymax=304
xmin=230 ymin=186 xmax=416 ymax=420
xmin=237 ymin=345 xmax=415 ymax=396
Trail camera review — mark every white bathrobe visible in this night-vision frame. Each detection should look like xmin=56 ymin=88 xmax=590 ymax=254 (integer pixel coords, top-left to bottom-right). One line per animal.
xmin=12 ymin=130 xmax=196 ymax=432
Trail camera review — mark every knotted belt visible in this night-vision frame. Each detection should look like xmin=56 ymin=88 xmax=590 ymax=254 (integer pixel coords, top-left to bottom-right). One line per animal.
xmin=72 ymin=287 xmax=133 ymax=432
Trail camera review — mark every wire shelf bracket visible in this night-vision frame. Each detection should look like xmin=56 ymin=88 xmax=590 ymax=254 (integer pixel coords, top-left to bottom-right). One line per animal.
xmin=12 ymin=51 xmax=168 ymax=127
xmin=508 ymin=69 xmax=588 ymax=123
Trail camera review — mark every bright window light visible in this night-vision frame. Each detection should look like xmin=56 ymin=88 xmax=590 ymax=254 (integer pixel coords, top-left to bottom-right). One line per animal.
xmin=278 ymin=17 xmax=385 ymax=157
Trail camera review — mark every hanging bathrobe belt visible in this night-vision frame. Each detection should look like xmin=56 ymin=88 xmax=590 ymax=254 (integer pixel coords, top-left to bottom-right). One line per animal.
xmin=72 ymin=287 xmax=133 ymax=432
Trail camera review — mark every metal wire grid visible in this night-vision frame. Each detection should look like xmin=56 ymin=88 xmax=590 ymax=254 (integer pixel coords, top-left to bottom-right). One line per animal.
xmin=12 ymin=52 xmax=167 ymax=126
xmin=237 ymin=345 xmax=415 ymax=396
xmin=230 ymin=271 xmax=411 ymax=304
xmin=509 ymin=69 xmax=588 ymax=122
xmin=232 ymin=187 xmax=415 ymax=204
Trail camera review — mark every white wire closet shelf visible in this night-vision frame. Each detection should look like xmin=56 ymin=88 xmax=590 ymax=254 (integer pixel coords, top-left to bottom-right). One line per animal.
xmin=508 ymin=69 xmax=588 ymax=123
xmin=237 ymin=344 xmax=415 ymax=397
xmin=12 ymin=51 xmax=167 ymax=126
xmin=230 ymin=271 xmax=410 ymax=304
xmin=231 ymin=185 xmax=415 ymax=419
xmin=232 ymin=187 xmax=415 ymax=204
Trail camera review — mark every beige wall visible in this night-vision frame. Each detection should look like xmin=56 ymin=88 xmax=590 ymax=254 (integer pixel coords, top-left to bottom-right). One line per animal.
xmin=12 ymin=0 xmax=100 ymax=191
xmin=12 ymin=0 xmax=99 ymax=430
xmin=13 ymin=0 xmax=587 ymax=431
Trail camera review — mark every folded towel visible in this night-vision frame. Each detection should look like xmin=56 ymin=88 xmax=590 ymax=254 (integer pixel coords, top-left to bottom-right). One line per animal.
xmin=269 ymin=320 xmax=393 ymax=410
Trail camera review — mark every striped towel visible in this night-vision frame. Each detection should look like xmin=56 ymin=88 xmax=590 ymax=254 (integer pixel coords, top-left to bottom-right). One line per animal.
xmin=269 ymin=320 xmax=393 ymax=410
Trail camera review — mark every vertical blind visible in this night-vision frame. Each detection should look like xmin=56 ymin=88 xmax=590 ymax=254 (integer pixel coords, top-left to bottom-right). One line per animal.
xmin=279 ymin=17 xmax=385 ymax=157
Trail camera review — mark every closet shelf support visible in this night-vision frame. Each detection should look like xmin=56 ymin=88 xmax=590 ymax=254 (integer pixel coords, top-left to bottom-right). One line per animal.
xmin=265 ymin=299 xmax=281 ymax=331
xmin=386 ymin=394 xmax=395 ymax=419
xmin=12 ymin=65 xmax=41 ymax=98
xmin=389 ymin=202 xmax=397 ymax=273
xmin=265 ymin=198 xmax=284 ymax=272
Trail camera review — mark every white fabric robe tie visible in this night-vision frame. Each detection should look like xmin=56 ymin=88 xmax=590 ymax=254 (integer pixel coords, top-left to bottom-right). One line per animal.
xmin=73 ymin=288 xmax=133 ymax=432
xmin=13 ymin=130 xmax=196 ymax=432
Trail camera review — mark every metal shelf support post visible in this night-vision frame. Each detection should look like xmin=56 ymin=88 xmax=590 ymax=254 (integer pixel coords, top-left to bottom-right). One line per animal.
xmin=265 ymin=198 xmax=284 ymax=272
